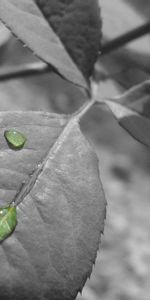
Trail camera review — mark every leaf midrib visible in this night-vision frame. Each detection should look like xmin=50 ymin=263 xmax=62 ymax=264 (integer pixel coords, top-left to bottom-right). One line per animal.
xmin=14 ymin=117 xmax=77 ymax=206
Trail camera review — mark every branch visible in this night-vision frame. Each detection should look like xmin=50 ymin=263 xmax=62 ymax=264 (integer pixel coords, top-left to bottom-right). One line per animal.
xmin=0 ymin=62 xmax=51 ymax=81
xmin=101 ymin=21 xmax=150 ymax=55
xmin=0 ymin=22 xmax=150 ymax=82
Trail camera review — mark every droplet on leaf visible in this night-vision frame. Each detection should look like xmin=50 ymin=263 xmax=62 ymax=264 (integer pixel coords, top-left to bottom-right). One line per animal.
xmin=4 ymin=130 xmax=26 ymax=149
xmin=0 ymin=206 xmax=17 ymax=242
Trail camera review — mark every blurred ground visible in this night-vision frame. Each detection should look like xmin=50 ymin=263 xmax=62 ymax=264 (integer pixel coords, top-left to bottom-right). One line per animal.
xmin=0 ymin=1 xmax=150 ymax=299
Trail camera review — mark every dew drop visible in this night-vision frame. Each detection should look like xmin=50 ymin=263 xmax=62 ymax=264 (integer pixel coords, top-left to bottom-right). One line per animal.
xmin=0 ymin=205 xmax=17 ymax=241
xmin=4 ymin=129 xmax=27 ymax=150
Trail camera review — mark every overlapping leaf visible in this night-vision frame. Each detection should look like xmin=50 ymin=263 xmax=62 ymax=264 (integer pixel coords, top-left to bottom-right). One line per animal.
xmin=0 ymin=0 xmax=87 ymax=90
xmin=0 ymin=110 xmax=106 ymax=300
xmin=95 ymin=78 xmax=150 ymax=147
xmin=113 ymin=80 xmax=150 ymax=117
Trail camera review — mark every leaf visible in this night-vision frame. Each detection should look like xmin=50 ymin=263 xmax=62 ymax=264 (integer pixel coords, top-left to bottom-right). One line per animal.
xmin=0 ymin=110 xmax=106 ymax=300
xmin=0 ymin=0 xmax=87 ymax=90
xmin=0 ymin=206 xmax=17 ymax=241
xmin=112 ymin=80 xmax=150 ymax=118
xmin=35 ymin=0 xmax=102 ymax=79
xmin=97 ymin=79 xmax=150 ymax=147
xmin=0 ymin=22 xmax=10 ymax=48
xmin=104 ymin=100 xmax=150 ymax=148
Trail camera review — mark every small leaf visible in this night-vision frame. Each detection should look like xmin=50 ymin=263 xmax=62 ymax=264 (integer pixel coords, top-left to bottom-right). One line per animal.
xmin=4 ymin=129 xmax=26 ymax=149
xmin=0 ymin=206 xmax=17 ymax=242
xmin=104 ymin=100 xmax=150 ymax=148
xmin=0 ymin=0 xmax=88 ymax=90
xmin=113 ymin=80 xmax=150 ymax=118
xmin=98 ymin=80 xmax=150 ymax=147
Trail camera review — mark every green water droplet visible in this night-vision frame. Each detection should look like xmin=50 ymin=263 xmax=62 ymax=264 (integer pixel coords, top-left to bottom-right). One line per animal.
xmin=4 ymin=130 xmax=26 ymax=149
xmin=0 ymin=206 xmax=17 ymax=242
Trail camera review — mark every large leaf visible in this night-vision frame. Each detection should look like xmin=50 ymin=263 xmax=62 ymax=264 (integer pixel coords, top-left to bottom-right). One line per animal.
xmin=0 ymin=0 xmax=87 ymax=90
xmin=0 ymin=110 xmax=106 ymax=300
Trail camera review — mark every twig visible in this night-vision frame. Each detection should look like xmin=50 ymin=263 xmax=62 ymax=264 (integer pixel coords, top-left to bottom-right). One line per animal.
xmin=101 ymin=21 xmax=150 ymax=55
xmin=74 ymin=98 xmax=96 ymax=121
xmin=0 ymin=62 xmax=50 ymax=81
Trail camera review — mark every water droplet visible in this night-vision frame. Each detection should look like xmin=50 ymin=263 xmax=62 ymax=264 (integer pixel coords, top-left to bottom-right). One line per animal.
xmin=0 ymin=206 xmax=17 ymax=241
xmin=4 ymin=129 xmax=27 ymax=150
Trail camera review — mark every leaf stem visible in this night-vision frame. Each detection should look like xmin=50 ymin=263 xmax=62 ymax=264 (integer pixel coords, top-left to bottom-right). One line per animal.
xmin=75 ymin=98 xmax=96 ymax=121
xmin=101 ymin=21 xmax=150 ymax=55
xmin=0 ymin=62 xmax=51 ymax=81
xmin=95 ymin=97 xmax=118 ymax=105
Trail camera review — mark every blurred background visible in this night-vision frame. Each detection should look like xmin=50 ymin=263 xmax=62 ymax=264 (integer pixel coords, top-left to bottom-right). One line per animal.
xmin=0 ymin=0 xmax=150 ymax=299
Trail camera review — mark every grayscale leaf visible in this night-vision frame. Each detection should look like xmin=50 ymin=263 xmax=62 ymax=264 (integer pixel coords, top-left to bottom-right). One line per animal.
xmin=112 ymin=80 xmax=150 ymax=118
xmin=0 ymin=0 xmax=87 ymax=90
xmin=0 ymin=110 xmax=106 ymax=300
xmin=104 ymin=100 xmax=150 ymax=148
xmin=35 ymin=0 xmax=102 ymax=80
